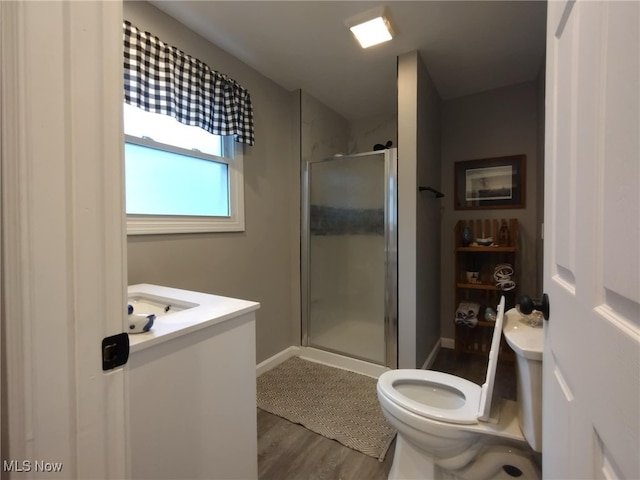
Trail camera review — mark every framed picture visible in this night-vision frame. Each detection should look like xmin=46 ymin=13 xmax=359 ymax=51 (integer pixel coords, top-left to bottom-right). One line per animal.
xmin=454 ymin=154 xmax=526 ymax=210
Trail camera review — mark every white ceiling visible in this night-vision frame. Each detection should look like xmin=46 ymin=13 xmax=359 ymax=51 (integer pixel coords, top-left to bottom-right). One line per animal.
xmin=150 ymin=1 xmax=547 ymax=121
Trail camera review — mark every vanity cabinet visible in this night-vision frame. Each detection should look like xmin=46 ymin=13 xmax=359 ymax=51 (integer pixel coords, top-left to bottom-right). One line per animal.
xmin=454 ymin=219 xmax=518 ymax=360
xmin=127 ymin=285 xmax=259 ymax=480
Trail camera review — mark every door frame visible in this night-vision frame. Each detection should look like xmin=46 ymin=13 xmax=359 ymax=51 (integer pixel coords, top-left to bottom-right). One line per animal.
xmin=1 ymin=2 xmax=128 ymax=477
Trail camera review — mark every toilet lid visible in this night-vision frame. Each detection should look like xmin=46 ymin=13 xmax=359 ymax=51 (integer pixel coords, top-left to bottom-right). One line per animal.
xmin=377 ymin=296 xmax=507 ymax=425
xmin=377 ymin=369 xmax=482 ymax=424
xmin=477 ymin=296 xmax=506 ymax=421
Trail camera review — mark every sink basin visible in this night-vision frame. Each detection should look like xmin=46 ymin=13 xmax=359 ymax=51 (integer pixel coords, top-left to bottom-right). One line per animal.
xmin=128 ymin=292 xmax=199 ymax=317
xmin=503 ymin=308 xmax=543 ymax=361
xmin=126 ymin=284 xmax=260 ymax=352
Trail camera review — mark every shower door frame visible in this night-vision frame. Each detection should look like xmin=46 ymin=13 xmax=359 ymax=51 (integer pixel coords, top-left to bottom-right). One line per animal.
xmin=301 ymin=149 xmax=398 ymax=369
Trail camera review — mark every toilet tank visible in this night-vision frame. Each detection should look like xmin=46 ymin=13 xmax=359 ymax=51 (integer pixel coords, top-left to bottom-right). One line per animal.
xmin=503 ymin=309 xmax=543 ymax=452
xmin=514 ymin=353 xmax=543 ymax=452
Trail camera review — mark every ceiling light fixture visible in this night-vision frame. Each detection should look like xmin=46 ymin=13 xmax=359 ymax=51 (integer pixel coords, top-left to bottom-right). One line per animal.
xmin=347 ymin=8 xmax=394 ymax=49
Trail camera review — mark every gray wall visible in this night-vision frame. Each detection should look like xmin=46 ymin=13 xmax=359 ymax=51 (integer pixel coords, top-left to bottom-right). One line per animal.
xmin=124 ymin=1 xmax=299 ymax=363
xmin=123 ymin=3 xmax=540 ymax=364
xmin=415 ymin=58 xmax=443 ymax=367
xmin=440 ymin=81 xmax=541 ymax=340
xmin=398 ymin=51 xmax=443 ymax=368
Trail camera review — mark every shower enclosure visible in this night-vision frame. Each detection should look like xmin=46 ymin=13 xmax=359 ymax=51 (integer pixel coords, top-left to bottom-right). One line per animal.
xmin=302 ymin=149 xmax=398 ymax=368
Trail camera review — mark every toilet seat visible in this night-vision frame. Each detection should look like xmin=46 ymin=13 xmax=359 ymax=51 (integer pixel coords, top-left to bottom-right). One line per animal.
xmin=377 ymin=369 xmax=482 ymax=424
xmin=378 ymin=297 xmax=507 ymax=426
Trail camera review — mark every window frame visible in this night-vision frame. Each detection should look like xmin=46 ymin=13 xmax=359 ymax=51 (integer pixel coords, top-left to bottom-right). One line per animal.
xmin=125 ymin=133 xmax=245 ymax=235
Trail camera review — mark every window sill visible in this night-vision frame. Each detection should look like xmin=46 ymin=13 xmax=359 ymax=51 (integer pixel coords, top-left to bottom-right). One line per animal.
xmin=127 ymin=215 xmax=245 ymax=235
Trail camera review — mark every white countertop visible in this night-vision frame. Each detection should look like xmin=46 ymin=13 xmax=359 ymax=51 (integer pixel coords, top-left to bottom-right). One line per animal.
xmin=127 ymin=283 xmax=260 ymax=353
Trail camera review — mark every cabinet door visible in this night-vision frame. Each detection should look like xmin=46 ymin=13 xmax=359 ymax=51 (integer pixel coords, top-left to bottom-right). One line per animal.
xmin=129 ymin=316 xmax=257 ymax=479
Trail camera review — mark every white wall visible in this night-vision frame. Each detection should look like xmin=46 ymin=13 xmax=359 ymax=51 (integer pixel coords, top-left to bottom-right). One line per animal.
xmin=440 ymin=81 xmax=540 ymax=339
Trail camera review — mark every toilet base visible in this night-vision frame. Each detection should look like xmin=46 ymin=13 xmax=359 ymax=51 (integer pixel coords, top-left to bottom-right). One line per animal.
xmin=450 ymin=444 xmax=541 ymax=480
xmin=388 ymin=435 xmax=440 ymax=480
xmin=388 ymin=435 xmax=541 ymax=480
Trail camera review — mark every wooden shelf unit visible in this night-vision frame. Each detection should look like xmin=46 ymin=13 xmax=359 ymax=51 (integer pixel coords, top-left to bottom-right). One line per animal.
xmin=454 ymin=218 xmax=518 ymax=361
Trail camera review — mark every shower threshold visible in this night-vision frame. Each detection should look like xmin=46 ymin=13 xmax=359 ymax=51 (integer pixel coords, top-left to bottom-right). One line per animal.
xmin=299 ymin=346 xmax=390 ymax=379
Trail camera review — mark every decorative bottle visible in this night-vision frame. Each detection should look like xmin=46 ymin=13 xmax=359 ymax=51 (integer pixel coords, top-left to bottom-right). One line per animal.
xmin=499 ymin=220 xmax=510 ymax=246
xmin=461 ymin=225 xmax=472 ymax=247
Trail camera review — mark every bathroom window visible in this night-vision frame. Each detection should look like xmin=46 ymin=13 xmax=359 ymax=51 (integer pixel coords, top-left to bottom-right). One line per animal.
xmin=124 ymin=104 xmax=245 ymax=234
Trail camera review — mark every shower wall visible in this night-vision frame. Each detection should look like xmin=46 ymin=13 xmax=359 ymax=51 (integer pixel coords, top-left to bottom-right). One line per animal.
xmin=300 ymin=90 xmax=349 ymax=161
xmin=348 ymin=114 xmax=398 ymax=154
xmin=300 ymin=90 xmax=397 ymax=161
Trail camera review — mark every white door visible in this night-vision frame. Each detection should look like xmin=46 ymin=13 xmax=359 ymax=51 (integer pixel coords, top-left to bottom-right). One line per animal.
xmin=1 ymin=2 xmax=128 ymax=478
xmin=544 ymin=1 xmax=639 ymax=478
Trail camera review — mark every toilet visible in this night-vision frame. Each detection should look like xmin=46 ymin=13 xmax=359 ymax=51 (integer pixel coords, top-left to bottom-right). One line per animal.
xmin=377 ymin=297 xmax=542 ymax=480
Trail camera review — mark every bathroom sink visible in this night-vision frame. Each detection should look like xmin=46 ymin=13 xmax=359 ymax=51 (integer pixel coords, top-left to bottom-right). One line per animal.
xmin=128 ymin=292 xmax=198 ymax=318
xmin=502 ymin=308 xmax=543 ymax=361
xmin=127 ymin=284 xmax=260 ymax=352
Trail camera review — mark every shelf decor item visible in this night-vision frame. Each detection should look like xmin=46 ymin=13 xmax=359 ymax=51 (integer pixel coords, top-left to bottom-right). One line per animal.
xmin=454 ymin=155 xmax=526 ymax=210
xmin=461 ymin=225 xmax=472 ymax=247
xmin=499 ymin=219 xmax=511 ymax=245
xmin=484 ymin=307 xmax=497 ymax=322
xmin=494 ymin=263 xmax=516 ymax=291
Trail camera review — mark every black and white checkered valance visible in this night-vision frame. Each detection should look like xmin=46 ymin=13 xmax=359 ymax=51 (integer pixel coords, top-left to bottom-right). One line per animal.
xmin=123 ymin=21 xmax=255 ymax=146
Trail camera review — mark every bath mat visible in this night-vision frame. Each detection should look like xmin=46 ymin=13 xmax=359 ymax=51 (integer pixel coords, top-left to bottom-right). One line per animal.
xmin=256 ymin=356 xmax=396 ymax=461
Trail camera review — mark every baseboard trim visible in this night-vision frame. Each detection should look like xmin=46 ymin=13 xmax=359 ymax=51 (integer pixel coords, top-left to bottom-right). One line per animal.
xmin=256 ymin=346 xmax=300 ymax=377
xmin=257 ymin=345 xmax=390 ymax=379
xmin=257 ymin=340 xmax=456 ymax=377
xmin=420 ymin=340 xmax=441 ymax=370
xmin=440 ymin=337 xmax=455 ymax=350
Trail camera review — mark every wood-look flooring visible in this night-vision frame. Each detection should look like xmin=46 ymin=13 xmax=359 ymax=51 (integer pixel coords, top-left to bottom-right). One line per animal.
xmin=257 ymin=348 xmax=516 ymax=480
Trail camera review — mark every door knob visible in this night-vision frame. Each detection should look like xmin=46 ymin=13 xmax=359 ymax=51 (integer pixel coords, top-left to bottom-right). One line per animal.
xmin=519 ymin=293 xmax=550 ymax=321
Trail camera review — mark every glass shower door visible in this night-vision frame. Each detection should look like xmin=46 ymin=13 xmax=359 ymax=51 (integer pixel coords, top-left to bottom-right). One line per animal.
xmin=304 ymin=151 xmax=395 ymax=365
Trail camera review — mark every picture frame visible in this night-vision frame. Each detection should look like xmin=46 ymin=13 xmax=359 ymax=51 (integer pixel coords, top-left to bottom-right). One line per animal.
xmin=454 ymin=154 xmax=526 ymax=210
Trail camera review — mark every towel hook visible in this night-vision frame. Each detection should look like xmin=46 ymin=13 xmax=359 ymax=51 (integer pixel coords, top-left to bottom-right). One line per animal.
xmin=418 ymin=186 xmax=444 ymax=198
